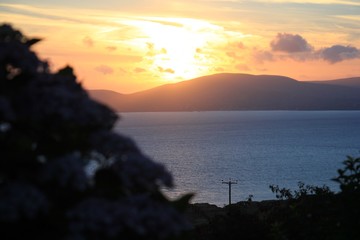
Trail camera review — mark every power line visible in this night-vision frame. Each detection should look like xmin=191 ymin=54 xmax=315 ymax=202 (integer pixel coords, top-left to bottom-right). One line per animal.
xmin=222 ymin=178 xmax=238 ymax=205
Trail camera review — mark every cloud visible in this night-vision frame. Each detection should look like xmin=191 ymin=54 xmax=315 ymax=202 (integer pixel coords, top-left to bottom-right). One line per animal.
xmin=253 ymin=0 xmax=360 ymax=6
xmin=222 ymin=41 xmax=247 ymax=61
xmin=261 ymin=33 xmax=360 ymax=64
xmin=83 ymin=36 xmax=94 ymax=48
xmin=256 ymin=35 xmax=360 ymax=64
xmin=253 ymin=50 xmax=274 ymax=63
xmin=134 ymin=67 xmax=146 ymax=73
xmin=214 ymin=67 xmax=225 ymax=72
xmin=119 ymin=67 xmax=128 ymax=74
xmin=160 ymin=48 xmax=167 ymax=54
xmin=145 ymin=42 xmax=167 ymax=57
xmin=237 ymin=42 xmax=245 ymax=49
xmin=95 ymin=65 xmax=114 ymax=75
xmin=226 ymin=51 xmax=237 ymax=59
xmin=146 ymin=42 xmax=154 ymax=50
xmin=271 ymin=33 xmax=313 ymax=53
xmin=318 ymin=45 xmax=360 ymax=63
xmin=158 ymin=66 xmax=175 ymax=74
xmin=106 ymin=46 xmax=117 ymax=52
xmin=236 ymin=64 xmax=250 ymax=71
xmin=143 ymin=18 xmax=184 ymax=28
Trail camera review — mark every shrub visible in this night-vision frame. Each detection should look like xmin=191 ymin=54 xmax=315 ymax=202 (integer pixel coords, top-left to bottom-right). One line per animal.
xmin=269 ymin=181 xmax=333 ymax=200
xmin=0 ymin=23 xmax=192 ymax=240
xmin=332 ymin=156 xmax=360 ymax=194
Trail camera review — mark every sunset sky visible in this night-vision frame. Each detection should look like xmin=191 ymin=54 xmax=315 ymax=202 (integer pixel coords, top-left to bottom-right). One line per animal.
xmin=1 ymin=0 xmax=359 ymax=93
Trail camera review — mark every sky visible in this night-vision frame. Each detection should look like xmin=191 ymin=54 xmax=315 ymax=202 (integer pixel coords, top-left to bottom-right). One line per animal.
xmin=1 ymin=0 xmax=359 ymax=93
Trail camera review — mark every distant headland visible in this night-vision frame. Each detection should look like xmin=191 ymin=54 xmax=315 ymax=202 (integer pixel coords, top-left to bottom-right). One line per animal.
xmin=90 ymin=73 xmax=360 ymax=111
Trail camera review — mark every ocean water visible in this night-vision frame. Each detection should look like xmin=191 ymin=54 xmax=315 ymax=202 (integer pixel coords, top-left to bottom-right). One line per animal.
xmin=114 ymin=111 xmax=360 ymax=206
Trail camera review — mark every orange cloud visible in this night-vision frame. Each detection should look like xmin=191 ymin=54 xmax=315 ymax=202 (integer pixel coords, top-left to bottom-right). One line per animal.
xmin=95 ymin=65 xmax=114 ymax=75
xmin=82 ymin=36 xmax=94 ymax=48
xmin=134 ymin=67 xmax=146 ymax=73
xmin=1 ymin=3 xmax=359 ymax=93
xmin=106 ymin=46 xmax=117 ymax=52
xmin=158 ymin=66 xmax=175 ymax=74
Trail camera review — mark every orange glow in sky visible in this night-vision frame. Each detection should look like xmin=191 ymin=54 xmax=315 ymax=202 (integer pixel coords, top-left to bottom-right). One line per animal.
xmin=1 ymin=1 xmax=359 ymax=93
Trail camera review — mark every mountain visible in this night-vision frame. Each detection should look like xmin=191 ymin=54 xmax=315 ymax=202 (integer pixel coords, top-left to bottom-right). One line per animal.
xmin=89 ymin=89 xmax=125 ymax=109
xmin=89 ymin=73 xmax=360 ymax=111
xmin=310 ymin=77 xmax=360 ymax=88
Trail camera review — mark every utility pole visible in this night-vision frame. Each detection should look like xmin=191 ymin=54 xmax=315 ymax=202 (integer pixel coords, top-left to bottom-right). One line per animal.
xmin=222 ymin=178 xmax=238 ymax=205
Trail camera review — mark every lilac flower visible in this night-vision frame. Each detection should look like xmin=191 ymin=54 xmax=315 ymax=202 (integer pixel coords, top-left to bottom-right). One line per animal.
xmin=88 ymin=130 xmax=173 ymax=191
xmin=124 ymin=194 xmax=192 ymax=238
xmin=0 ymin=24 xmax=191 ymax=240
xmin=0 ymin=182 xmax=48 ymax=222
xmin=67 ymin=195 xmax=190 ymax=239
xmin=0 ymin=96 xmax=15 ymax=121
xmin=89 ymin=131 xmax=140 ymax=157
xmin=0 ymin=40 xmax=41 ymax=78
xmin=112 ymin=153 xmax=174 ymax=190
xmin=14 ymin=75 xmax=117 ymax=131
xmin=38 ymin=152 xmax=88 ymax=191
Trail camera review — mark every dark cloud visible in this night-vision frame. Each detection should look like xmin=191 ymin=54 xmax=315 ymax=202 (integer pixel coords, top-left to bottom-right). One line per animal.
xmin=158 ymin=66 xmax=175 ymax=74
xmin=83 ymin=36 xmax=94 ymax=48
xmin=254 ymin=33 xmax=359 ymax=64
xmin=319 ymin=45 xmax=360 ymax=63
xmin=95 ymin=65 xmax=113 ymax=75
xmin=271 ymin=33 xmax=313 ymax=53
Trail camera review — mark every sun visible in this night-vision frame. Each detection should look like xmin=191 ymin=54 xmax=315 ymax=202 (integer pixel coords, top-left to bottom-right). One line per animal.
xmin=125 ymin=17 xmax=219 ymax=82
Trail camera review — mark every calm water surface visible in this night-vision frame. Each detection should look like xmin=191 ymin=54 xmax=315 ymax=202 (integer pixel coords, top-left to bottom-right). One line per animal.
xmin=115 ymin=111 xmax=360 ymax=206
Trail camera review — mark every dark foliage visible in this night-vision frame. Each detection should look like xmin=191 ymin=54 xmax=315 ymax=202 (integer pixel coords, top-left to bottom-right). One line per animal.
xmin=332 ymin=156 xmax=360 ymax=194
xmin=269 ymin=181 xmax=333 ymax=200
xmin=0 ymin=23 xmax=192 ymax=240
xmin=191 ymin=155 xmax=360 ymax=240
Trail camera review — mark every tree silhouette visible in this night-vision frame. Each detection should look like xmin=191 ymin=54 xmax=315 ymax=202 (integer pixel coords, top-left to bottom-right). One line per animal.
xmin=0 ymin=24 xmax=191 ymax=240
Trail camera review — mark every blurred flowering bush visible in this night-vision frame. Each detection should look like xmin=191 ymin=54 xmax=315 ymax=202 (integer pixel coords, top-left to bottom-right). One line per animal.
xmin=0 ymin=24 xmax=192 ymax=240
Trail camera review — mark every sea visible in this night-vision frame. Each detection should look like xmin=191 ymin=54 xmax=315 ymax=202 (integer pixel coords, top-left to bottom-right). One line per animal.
xmin=114 ymin=111 xmax=360 ymax=206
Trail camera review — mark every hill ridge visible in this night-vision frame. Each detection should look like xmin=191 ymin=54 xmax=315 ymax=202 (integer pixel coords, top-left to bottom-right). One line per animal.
xmin=89 ymin=73 xmax=360 ymax=111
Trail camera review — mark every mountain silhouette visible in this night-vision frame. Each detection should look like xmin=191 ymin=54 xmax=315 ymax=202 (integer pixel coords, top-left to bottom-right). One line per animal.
xmin=89 ymin=73 xmax=360 ymax=111
xmin=310 ymin=77 xmax=360 ymax=88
